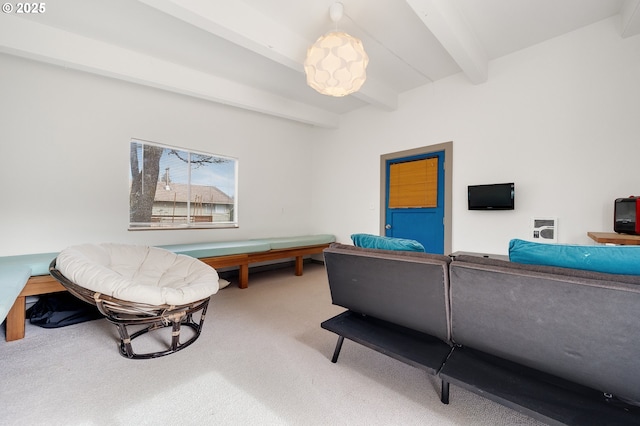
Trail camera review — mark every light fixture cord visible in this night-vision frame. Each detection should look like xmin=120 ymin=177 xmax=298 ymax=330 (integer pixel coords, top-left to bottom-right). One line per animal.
xmin=329 ymin=2 xmax=343 ymax=32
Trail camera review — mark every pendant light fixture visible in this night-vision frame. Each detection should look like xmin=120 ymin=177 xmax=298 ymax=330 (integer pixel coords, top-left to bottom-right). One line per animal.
xmin=303 ymin=2 xmax=369 ymax=97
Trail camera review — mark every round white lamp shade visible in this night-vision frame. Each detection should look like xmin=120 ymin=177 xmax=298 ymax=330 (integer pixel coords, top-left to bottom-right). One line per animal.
xmin=304 ymin=31 xmax=369 ymax=97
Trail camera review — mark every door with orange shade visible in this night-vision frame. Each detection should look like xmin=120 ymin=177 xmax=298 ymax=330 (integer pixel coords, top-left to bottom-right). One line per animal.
xmin=385 ymin=151 xmax=445 ymax=254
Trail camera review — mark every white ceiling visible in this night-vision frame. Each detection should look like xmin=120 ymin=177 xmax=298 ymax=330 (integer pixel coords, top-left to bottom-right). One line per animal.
xmin=1 ymin=0 xmax=639 ymax=127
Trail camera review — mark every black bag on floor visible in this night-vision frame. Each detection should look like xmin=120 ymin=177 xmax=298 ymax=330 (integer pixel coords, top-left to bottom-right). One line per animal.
xmin=28 ymin=292 xmax=103 ymax=328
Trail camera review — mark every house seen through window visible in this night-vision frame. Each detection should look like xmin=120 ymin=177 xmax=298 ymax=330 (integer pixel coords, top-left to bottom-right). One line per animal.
xmin=129 ymin=139 xmax=238 ymax=229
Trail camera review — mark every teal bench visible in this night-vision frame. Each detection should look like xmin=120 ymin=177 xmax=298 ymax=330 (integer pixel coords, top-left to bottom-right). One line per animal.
xmin=0 ymin=252 xmax=63 ymax=341
xmin=0 ymin=265 xmax=33 ymax=325
xmin=2 ymin=235 xmax=335 ymax=342
xmin=160 ymin=234 xmax=335 ymax=289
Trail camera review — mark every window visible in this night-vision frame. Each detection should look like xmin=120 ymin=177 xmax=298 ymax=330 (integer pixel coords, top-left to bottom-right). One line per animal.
xmin=129 ymin=139 xmax=238 ymax=229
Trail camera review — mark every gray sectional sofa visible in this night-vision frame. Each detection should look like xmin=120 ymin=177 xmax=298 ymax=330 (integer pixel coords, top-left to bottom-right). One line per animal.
xmin=320 ymin=243 xmax=640 ymax=425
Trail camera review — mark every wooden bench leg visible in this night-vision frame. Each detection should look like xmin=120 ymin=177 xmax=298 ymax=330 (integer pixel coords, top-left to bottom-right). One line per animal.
xmin=239 ymin=264 xmax=249 ymax=289
xmin=5 ymin=295 xmax=26 ymax=342
xmin=295 ymin=255 xmax=304 ymax=276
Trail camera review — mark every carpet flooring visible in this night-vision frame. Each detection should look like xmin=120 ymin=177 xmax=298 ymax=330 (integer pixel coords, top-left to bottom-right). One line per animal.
xmin=0 ymin=263 xmax=543 ymax=425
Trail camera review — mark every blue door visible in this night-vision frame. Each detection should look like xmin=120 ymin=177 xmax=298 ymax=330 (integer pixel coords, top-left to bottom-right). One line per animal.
xmin=385 ymin=150 xmax=445 ymax=254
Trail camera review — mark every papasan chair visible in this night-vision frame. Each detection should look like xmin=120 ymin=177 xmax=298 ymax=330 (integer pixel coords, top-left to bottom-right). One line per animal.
xmin=49 ymin=243 xmax=221 ymax=359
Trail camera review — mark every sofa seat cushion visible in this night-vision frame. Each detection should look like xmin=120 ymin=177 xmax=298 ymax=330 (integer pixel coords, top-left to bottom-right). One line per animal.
xmin=509 ymin=238 xmax=640 ymax=275
xmin=351 ymin=233 xmax=425 ymax=252
xmin=57 ymin=243 xmax=220 ymax=306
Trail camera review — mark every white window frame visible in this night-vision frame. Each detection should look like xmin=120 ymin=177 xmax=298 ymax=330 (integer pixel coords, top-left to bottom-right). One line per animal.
xmin=128 ymin=139 xmax=239 ymax=230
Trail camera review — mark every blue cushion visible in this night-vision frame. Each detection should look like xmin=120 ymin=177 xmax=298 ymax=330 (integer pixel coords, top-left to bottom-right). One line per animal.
xmin=351 ymin=234 xmax=425 ymax=252
xmin=0 ymin=252 xmax=59 ymax=276
xmin=158 ymin=241 xmax=271 ymax=258
xmin=0 ymin=265 xmax=32 ymax=324
xmin=508 ymin=238 xmax=640 ymax=275
xmin=253 ymin=234 xmax=336 ymax=250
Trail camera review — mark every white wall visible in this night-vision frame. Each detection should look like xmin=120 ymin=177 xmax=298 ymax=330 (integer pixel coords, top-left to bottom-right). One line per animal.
xmin=311 ymin=17 xmax=640 ymax=254
xmin=0 ymin=54 xmax=315 ymax=256
xmin=2 ymin=17 xmax=639 ymax=258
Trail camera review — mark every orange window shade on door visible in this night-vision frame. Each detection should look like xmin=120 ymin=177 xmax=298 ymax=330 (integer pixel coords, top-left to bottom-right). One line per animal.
xmin=388 ymin=158 xmax=438 ymax=208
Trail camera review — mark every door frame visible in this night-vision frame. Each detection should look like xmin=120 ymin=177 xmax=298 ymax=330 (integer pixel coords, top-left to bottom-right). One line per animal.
xmin=379 ymin=141 xmax=453 ymax=255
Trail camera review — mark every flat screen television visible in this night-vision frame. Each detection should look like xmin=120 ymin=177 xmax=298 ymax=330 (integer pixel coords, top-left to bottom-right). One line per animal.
xmin=468 ymin=182 xmax=514 ymax=210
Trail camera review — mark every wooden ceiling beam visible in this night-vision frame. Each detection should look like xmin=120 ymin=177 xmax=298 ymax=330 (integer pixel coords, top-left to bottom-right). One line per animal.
xmin=139 ymin=0 xmax=398 ymax=110
xmin=406 ymin=0 xmax=488 ymax=84
xmin=621 ymin=0 xmax=640 ymax=38
xmin=0 ymin=15 xmax=340 ymax=128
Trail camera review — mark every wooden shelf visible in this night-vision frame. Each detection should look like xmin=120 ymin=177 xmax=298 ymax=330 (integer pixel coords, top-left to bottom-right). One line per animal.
xmin=587 ymin=232 xmax=640 ymax=245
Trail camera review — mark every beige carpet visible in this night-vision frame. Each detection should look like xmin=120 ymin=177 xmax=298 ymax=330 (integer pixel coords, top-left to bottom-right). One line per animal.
xmin=1 ymin=264 xmax=543 ymax=425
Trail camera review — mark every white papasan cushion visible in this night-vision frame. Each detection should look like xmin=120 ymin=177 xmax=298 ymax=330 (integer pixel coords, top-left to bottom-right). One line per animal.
xmin=56 ymin=243 xmax=220 ymax=305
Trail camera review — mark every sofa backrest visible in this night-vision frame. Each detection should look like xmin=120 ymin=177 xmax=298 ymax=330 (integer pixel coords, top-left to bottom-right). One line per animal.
xmin=323 ymin=243 xmax=452 ymax=343
xmin=449 ymin=255 xmax=640 ymax=406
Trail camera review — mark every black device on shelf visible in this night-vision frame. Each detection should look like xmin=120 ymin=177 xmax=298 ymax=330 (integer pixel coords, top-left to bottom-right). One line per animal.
xmin=614 ymin=196 xmax=640 ymax=235
xmin=468 ymin=182 xmax=514 ymax=210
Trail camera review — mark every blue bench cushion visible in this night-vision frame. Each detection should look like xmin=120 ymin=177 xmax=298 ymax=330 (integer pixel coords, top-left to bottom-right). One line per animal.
xmin=254 ymin=234 xmax=336 ymax=250
xmin=509 ymin=238 xmax=640 ymax=275
xmin=161 ymin=235 xmax=335 ymax=257
xmin=351 ymin=233 xmax=425 ymax=252
xmin=0 ymin=265 xmax=32 ymax=324
xmin=0 ymin=252 xmax=59 ymax=276
xmin=159 ymin=241 xmax=271 ymax=258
